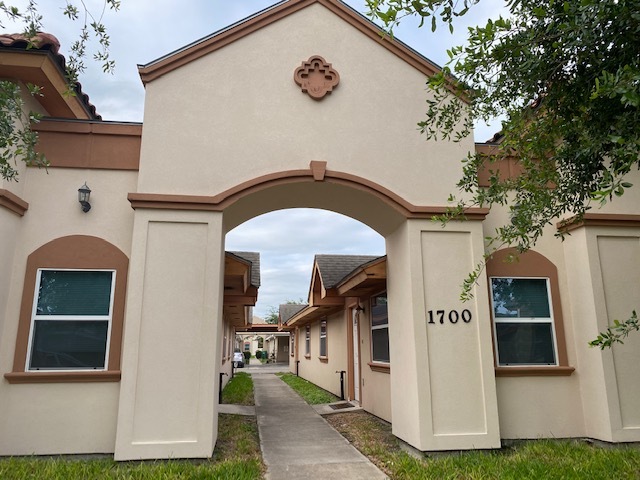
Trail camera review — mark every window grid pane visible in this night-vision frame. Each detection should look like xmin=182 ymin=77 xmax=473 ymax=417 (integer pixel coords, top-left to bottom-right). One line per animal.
xmin=30 ymin=320 xmax=108 ymax=369
xmin=491 ymin=278 xmax=550 ymax=318
xmin=490 ymin=277 xmax=557 ymax=366
xmin=320 ymin=320 xmax=327 ymax=357
xmin=371 ymin=293 xmax=389 ymax=363
xmin=29 ymin=269 xmax=114 ymax=371
xmin=37 ymin=270 xmax=113 ymax=316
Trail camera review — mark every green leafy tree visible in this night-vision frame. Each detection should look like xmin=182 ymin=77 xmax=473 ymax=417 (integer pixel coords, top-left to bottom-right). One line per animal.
xmin=264 ymin=306 xmax=279 ymax=325
xmin=0 ymin=1 xmax=120 ymax=181
xmin=264 ymin=299 xmax=306 ymax=325
xmin=366 ymin=0 xmax=640 ymax=339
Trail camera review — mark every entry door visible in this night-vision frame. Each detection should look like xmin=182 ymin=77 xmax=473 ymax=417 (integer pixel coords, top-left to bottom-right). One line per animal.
xmin=352 ymin=308 xmax=360 ymax=403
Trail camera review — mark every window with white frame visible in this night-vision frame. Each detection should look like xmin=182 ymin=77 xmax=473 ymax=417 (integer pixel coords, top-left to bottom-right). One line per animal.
xmin=371 ymin=293 xmax=389 ymax=363
xmin=305 ymin=325 xmax=310 ymax=356
xmin=27 ymin=269 xmax=115 ymax=370
xmin=290 ymin=331 xmax=295 ymax=356
xmin=319 ymin=319 xmax=327 ymax=357
xmin=490 ymin=277 xmax=557 ymax=366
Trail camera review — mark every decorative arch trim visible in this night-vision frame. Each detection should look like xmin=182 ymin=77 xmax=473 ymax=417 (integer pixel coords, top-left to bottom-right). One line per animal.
xmin=128 ymin=162 xmax=489 ymax=221
xmin=486 ymin=247 xmax=574 ymax=377
xmin=5 ymin=235 xmax=128 ymax=383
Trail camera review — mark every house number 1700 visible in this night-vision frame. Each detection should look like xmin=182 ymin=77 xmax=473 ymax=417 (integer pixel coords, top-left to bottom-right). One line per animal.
xmin=427 ymin=309 xmax=472 ymax=324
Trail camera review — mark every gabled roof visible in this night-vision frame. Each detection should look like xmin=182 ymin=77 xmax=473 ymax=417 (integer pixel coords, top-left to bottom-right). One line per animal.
xmin=228 ymin=251 xmax=261 ymax=287
xmin=223 ymin=251 xmax=260 ymax=328
xmin=315 ymin=254 xmax=381 ymax=289
xmin=286 ymin=254 xmax=386 ymax=328
xmin=138 ymin=0 xmax=457 ymax=97
xmin=279 ymin=303 xmax=308 ymax=324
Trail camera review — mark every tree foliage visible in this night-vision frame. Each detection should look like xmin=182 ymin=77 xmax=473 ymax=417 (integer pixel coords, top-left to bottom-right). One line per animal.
xmin=589 ymin=311 xmax=639 ymax=349
xmin=366 ymin=0 xmax=640 ymax=340
xmin=367 ymin=0 xmax=640 ymax=253
xmin=0 ymin=1 xmax=120 ymax=181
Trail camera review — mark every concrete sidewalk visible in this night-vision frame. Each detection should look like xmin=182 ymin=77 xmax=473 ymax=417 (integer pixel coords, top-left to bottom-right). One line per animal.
xmin=252 ymin=373 xmax=388 ymax=479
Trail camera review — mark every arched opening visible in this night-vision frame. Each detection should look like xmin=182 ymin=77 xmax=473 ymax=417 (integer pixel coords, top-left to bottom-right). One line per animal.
xmin=221 ymin=174 xmax=397 ymax=419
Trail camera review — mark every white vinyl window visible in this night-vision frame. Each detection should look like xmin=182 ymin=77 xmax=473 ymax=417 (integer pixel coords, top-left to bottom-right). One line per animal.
xmin=305 ymin=325 xmax=310 ymax=356
xmin=319 ymin=319 xmax=327 ymax=357
xmin=290 ymin=331 xmax=295 ymax=356
xmin=371 ymin=293 xmax=389 ymax=363
xmin=490 ymin=277 xmax=558 ymax=366
xmin=27 ymin=269 xmax=115 ymax=371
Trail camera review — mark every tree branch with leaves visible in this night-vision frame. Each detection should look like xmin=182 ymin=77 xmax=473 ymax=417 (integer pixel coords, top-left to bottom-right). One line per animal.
xmin=0 ymin=0 xmax=120 ymax=181
xmin=366 ymin=0 xmax=640 ymax=344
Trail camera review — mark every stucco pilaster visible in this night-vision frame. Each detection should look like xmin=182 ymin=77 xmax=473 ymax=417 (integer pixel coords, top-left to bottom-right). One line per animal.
xmin=115 ymin=209 xmax=225 ymax=460
xmin=564 ymin=226 xmax=640 ymax=442
xmin=386 ymin=218 xmax=500 ymax=451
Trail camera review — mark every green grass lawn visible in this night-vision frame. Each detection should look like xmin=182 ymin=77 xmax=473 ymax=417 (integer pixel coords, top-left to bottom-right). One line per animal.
xmin=0 ymin=376 xmax=263 ymax=479
xmin=277 ymin=372 xmax=339 ymax=404
xmin=325 ymin=410 xmax=640 ymax=479
xmin=221 ymin=371 xmax=254 ymax=405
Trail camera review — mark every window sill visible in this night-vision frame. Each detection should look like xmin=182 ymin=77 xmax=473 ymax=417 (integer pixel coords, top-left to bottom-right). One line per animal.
xmin=4 ymin=370 xmax=122 ymax=384
xmin=319 ymin=356 xmax=328 ymax=363
xmin=304 ymin=354 xmax=311 ymax=359
xmin=368 ymin=362 xmax=390 ymax=374
xmin=495 ymin=366 xmax=575 ymax=377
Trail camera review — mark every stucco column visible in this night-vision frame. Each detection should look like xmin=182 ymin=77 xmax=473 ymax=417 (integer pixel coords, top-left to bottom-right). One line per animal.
xmin=115 ymin=209 xmax=225 ymax=460
xmin=386 ymin=218 xmax=500 ymax=451
xmin=563 ymin=225 xmax=640 ymax=443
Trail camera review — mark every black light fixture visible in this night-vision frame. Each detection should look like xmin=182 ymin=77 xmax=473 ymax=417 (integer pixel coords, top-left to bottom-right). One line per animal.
xmin=355 ymin=303 xmax=365 ymax=313
xmin=78 ymin=182 xmax=91 ymax=212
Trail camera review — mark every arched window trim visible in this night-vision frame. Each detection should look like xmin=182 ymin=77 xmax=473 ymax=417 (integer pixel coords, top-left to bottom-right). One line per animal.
xmin=4 ymin=235 xmax=128 ymax=383
xmin=486 ymin=248 xmax=574 ymax=377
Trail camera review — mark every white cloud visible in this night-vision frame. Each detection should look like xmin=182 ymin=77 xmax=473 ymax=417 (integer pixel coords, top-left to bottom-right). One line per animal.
xmin=226 ymin=209 xmax=384 ymax=316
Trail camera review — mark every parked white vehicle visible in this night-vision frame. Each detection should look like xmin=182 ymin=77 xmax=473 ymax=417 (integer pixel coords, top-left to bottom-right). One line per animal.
xmin=233 ymin=351 xmax=245 ymax=368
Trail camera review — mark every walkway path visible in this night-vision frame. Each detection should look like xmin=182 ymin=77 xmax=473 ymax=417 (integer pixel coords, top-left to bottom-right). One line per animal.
xmin=252 ymin=372 xmax=387 ymax=479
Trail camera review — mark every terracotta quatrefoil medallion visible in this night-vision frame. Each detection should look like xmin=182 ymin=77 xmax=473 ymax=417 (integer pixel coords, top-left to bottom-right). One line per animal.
xmin=294 ymin=55 xmax=340 ymax=100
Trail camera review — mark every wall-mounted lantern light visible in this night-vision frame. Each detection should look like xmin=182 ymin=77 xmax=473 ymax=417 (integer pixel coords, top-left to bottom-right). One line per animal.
xmin=78 ymin=182 xmax=91 ymax=212
xmin=355 ymin=304 xmax=365 ymax=313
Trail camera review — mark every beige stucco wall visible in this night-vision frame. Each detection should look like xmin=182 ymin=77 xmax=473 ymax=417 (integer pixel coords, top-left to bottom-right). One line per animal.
xmin=0 ymin=167 xmax=136 ymax=455
xmin=115 ymin=209 xmax=225 ymax=460
xmin=358 ymin=303 xmax=392 ymax=422
xmin=481 ymin=203 xmax=586 ymax=439
xmin=137 ymin=3 xmax=472 ymax=212
xmin=297 ymin=313 xmax=348 ymax=398
xmin=563 ymin=226 xmax=640 ymax=443
xmin=481 ymin=177 xmax=640 ymax=442
xmin=386 ymin=217 xmax=501 ymax=451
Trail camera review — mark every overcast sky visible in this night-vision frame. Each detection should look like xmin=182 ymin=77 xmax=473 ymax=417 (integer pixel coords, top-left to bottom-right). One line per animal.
xmin=4 ymin=0 xmax=505 ymax=317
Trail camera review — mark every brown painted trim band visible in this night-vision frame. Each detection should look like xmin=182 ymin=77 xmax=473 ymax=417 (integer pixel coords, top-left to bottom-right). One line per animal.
xmin=34 ymin=119 xmax=142 ymax=171
xmin=138 ymin=0 xmax=462 ymax=99
xmin=4 ymin=370 xmax=121 ymax=384
xmin=0 ymin=189 xmax=29 ymax=216
xmin=368 ymin=362 xmax=390 ymax=374
xmin=557 ymin=213 xmax=640 ymax=233
xmin=495 ymin=366 xmax=575 ymax=377
xmin=128 ymin=165 xmax=490 ymax=221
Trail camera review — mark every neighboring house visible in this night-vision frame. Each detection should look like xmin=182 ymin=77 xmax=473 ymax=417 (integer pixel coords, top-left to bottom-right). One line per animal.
xmin=281 ymin=255 xmax=389 ymax=418
xmin=0 ymin=0 xmax=639 ymax=462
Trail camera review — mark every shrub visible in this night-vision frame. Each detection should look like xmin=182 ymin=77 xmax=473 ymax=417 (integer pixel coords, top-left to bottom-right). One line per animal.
xmin=243 ymin=351 xmax=251 ymax=361
xmin=255 ymin=350 xmax=262 ymax=359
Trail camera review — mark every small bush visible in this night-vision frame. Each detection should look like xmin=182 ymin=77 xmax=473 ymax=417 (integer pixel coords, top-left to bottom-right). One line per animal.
xmin=243 ymin=351 xmax=251 ymax=361
xmin=255 ymin=350 xmax=262 ymax=359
